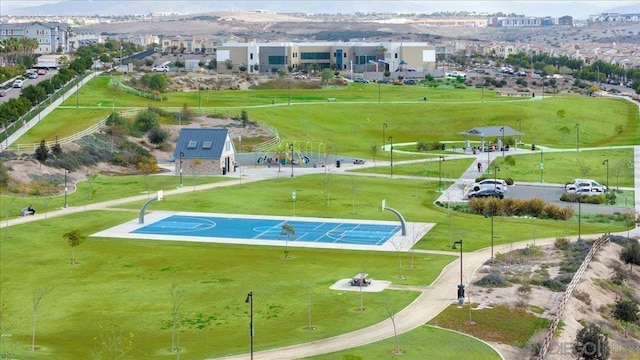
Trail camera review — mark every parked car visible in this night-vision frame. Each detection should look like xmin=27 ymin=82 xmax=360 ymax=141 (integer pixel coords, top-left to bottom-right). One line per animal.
xmin=37 ymin=69 xmax=47 ymax=75
xmin=565 ymin=179 xmax=606 ymax=193
xmin=403 ymin=79 xmax=417 ymax=85
xmin=377 ymin=78 xmax=390 ymax=84
xmin=471 ymin=179 xmax=508 ymax=192
xmin=12 ymin=79 xmax=23 ymax=88
xmin=466 ymin=188 xmax=505 ymax=199
xmin=353 ymin=77 xmax=368 ymax=83
xmin=28 ymin=72 xmax=38 ymax=79
xmin=153 ymin=65 xmax=169 ymax=72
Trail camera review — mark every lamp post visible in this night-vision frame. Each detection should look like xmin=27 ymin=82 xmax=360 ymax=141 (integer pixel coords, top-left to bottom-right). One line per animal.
xmin=382 ymin=123 xmax=388 ymax=150
xmin=500 ymin=126 xmax=505 ymax=157
xmin=245 ymin=292 xmax=253 ymax=360
xmin=292 ymin=191 xmax=296 ymax=217
xmin=516 ymin=118 xmax=521 ymax=150
xmin=602 ymin=159 xmax=609 ymax=191
xmin=493 ymin=165 xmax=500 ymax=193
xmin=575 ymin=123 xmax=580 ymax=152
xmin=438 ymin=156 xmax=445 ymax=192
xmin=289 ymin=143 xmax=294 ymax=178
xmin=540 ymin=148 xmax=544 ymax=183
xmin=64 ymin=169 xmax=70 ymax=208
xmin=388 ymin=136 xmax=393 ymax=178
xmin=179 ymin=151 xmax=184 ymax=188
xmin=452 ymin=239 xmax=464 ymax=305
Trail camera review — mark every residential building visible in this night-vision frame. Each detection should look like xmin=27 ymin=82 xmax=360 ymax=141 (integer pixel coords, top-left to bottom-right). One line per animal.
xmin=0 ymin=21 xmax=70 ymax=54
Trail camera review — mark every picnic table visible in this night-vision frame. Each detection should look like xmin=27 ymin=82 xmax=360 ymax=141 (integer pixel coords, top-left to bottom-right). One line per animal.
xmin=350 ymin=273 xmax=371 ymax=287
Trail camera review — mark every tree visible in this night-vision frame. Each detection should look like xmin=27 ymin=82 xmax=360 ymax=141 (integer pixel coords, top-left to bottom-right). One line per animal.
xmin=31 ymin=287 xmax=53 ymax=351
xmin=240 ymin=109 xmax=249 ymax=127
xmin=573 ymin=322 xmax=609 ymax=360
xmin=35 ymin=139 xmax=49 ymax=166
xmin=620 ymin=240 xmax=640 ymax=275
xmin=612 ymin=298 xmax=639 ymax=337
xmin=134 ymin=110 xmax=160 ymax=133
xmin=280 ymin=223 xmax=295 ymax=259
xmin=93 ymin=321 xmax=134 ymax=360
xmin=148 ymin=127 xmax=169 ymax=146
xmin=321 ymin=68 xmax=334 ymax=83
xmin=383 ymin=302 xmax=403 ymax=355
xmin=63 ymin=229 xmax=85 ymax=265
xmin=169 ymin=284 xmax=184 ymax=354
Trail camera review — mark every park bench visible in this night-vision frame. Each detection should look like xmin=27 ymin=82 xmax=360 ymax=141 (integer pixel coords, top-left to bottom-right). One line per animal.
xmin=327 ymin=98 xmax=336 ymax=102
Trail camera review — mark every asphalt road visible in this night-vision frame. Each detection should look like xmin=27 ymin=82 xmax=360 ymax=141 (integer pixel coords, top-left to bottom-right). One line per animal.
xmin=506 ymin=184 xmax=629 ymax=215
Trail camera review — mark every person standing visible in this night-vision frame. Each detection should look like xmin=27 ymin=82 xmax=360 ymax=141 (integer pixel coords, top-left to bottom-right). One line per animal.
xmin=477 ymin=162 xmax=482 ymax=172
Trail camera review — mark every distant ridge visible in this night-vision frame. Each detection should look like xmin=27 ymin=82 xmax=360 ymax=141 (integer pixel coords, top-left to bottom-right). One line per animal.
xmin=3 ymin=0 xmax=639 ymax=19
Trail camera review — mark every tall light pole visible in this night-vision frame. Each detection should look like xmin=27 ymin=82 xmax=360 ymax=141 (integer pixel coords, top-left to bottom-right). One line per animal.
xmin=382 ymin=123 xmax=388 ymax=150
xmin=438 ymin=156 xmax=445 ymax=192
xmin=64 ymin=169 xmax=70 ymax=208
xmin=516 ymin=118 xmax=521 ymax=150
xmin=602 ymin=159 xmax=609 ymax=191
xmin=292 ymin=191 xmax=296 ymax=217
xmin=575 ymin=123 xmax=580 ymax=152
xmin=179 ymin=151 xmax=184 ymax=188
xmin=289 ymin=143 xmax=294 ymax=178
xmin=245 ymin=292 xmax=253 ymax=360
xmin=388 ymin=136 xmax=393 ymax=178
xmin=452 ymin=239 xmax=464 ymax=305
xmin=493 ymin=165 xmax=500 ymax=191
xmin=500 ymin=126 xmax=505 ymax=156
xmin=540 ymin=149 xmax=544 ymax=183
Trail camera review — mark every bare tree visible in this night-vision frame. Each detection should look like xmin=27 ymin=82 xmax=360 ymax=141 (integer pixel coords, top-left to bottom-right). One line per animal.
xmin=31 ymin=287 xmax=53 ymax=351
xmin=576 ymin=160 xmax=591 ymax=178
xmin=383 ymin=301 xmax=403 ymax=355
xmin=390 ymin=237 xmax=406 ymax=280
xmin=93 ymin=321 xmax=134 ymax=360
xmin=169 ymin=284 xmax=185 ymax=354
xmin=350 ymin=177 xmax=360 ymax=214
xmin=301 ymin=281 xmax=315 ymax=331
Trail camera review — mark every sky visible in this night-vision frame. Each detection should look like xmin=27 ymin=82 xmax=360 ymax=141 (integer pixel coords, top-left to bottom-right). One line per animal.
xmin=1 ymin=0 xmax=638 ymax=18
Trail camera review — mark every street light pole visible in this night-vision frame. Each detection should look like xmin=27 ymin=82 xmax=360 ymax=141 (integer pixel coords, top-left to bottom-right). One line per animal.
xmin=382 ymin=123 xmax=388 ymax=150
xmin=438 ymin=156 xmax=445 ymax=192
xmin=292 ymin=191 xmax=296 ymax=217
xmin=500 ymin=126 xmax=505 ymax=157
xmin=575 ymin=123 xmax=580 ymax=152
xmin=602 ymin=159 xmax=609 ymax=191
xmin=388 ymin=136 xmax=393 ymax=178
xmin=540 ymin=149 xmax=544 ymax=183
xmin=516 ymin=118 xmax=521 ymax=150
xmin=245 ymin=292 xmax=253 ymax=360
xmin=64 ymin=169 xmax=70 ymax=208
xmin=290 ymin=143 xmax=294 ymax=178
xmin=179 ymin=151 xmax=184 ymax=188
xmin=452 ymin=239 xmax=464 ymax=305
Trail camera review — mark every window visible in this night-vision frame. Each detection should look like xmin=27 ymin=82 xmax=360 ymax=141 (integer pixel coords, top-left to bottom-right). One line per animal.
xmin=225 ymin=140 xmax=231 ymax=151
xmin=268 ymin=56 xmax=285 ymax=65
xmin=187 ymin=140 xmax=197 ymax=149
xmin=250 ymin=53 xmax=253 ymax=60
xmin=301 ymin=52 xmax=330 ymax=60
xmin=202 ymin=141 xmax=212 ymax=149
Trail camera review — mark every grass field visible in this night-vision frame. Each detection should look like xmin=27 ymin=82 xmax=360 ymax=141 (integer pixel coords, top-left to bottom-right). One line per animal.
xmin=1 ymin=73 xmax=638 ymax=359
xmin=0 ymin=211 xmax=453 ymax=359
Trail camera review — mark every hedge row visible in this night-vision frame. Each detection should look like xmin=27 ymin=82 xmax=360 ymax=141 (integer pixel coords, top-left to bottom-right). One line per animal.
xmin=468 ymin=197 xmax=575 ymax=220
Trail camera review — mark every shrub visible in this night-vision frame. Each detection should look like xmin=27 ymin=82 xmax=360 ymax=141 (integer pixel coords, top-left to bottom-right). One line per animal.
xmin=542 ymin=278 xmax=565 ymax=291
xmin=474 ymin=273 xmax=510 ymax=288
xmin=573 ymin=289 xmax=592 ymax=305
xmin=523 ymin=198 xmax=546 ymax=217
xmin=555 ymin=237 xmax=570 ymax=250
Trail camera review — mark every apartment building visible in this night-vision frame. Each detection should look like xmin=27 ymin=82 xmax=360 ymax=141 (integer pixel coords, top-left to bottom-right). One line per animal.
xmin=0 ymin=22 xmax=70 ymax=54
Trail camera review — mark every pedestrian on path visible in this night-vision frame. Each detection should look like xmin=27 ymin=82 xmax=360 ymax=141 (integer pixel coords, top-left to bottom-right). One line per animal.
xmin=477 ymin=162 xmax=482 ymax=172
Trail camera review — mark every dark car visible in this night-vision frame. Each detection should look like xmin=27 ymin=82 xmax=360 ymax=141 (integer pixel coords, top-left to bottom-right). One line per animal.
xmin=353 ymin=77 xmax=368 ymax=83
xmin=403 ymin=79 xmax=417 ymax=85
xmin=377 ymin=78 xmax=391 ymax=84
xmin=466 ymin=188 xmax=505 ymax=199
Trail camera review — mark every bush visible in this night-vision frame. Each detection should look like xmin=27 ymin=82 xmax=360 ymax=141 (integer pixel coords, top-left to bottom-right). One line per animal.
xmin=542 ymin=278 xmax=565 ymax=291
xmin=573 ymin=289 xmax=592 ymax=305
xmin=134 ymin=109 xmax=160 ymax=132
xmin=474 ymin=273 xmax=510 ymax=288
xmin=523 ymin=198 xmax=546 ymax=217
xmin=555 ymin=237 xmax=570 ymax=250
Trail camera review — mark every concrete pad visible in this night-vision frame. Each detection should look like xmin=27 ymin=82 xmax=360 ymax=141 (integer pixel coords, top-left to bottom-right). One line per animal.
xmin=329 ymin=279 xmax=392 ymax=293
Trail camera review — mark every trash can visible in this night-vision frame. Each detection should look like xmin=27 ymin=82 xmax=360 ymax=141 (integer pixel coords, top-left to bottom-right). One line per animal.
xmin=222 ymin=167 xmax=227 ymax=175
xmin=531 ymin=144 xmax=536 ymax=151
xmin=234 ymin=164 xmax=238 ymax=172
xmin=336 ymin=160 xmax=341 ymax=168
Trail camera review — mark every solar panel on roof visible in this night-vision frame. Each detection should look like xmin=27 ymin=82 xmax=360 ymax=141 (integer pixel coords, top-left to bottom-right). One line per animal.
xmin=187 ymin=140 xmax=197 ymax=149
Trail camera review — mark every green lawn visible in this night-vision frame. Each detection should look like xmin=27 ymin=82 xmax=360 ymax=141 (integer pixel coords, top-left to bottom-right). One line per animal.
xmin=350 ymin=157 xmax=475 ymax=180
xmin=0 ymin=211 xmax=453 ymax=359
xmin=307 ymin=325 xmax=502 ymax=360
xmin=2 ymin=74 xmax=638 ymax=359
xmin=429 ymin=304 xmax=551 ymax=348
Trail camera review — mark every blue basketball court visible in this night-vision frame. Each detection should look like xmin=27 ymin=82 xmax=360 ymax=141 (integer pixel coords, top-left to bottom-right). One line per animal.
xmin=92 ymin=212 xmax=434 ymax=251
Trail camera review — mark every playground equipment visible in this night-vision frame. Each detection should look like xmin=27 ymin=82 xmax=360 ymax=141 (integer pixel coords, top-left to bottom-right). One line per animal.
xmin=256 ymin=140 xmax=326 ymax=166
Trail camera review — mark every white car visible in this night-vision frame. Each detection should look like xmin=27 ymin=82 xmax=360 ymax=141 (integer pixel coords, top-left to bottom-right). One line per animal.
xmin=565 ymin=179 xmax=606 ymax=193
xmin=153 ymin=65 xmax=169 ymax=72
xmin=471 ymin=179 xmax=508 ymax=192
xmin=12 ymin=79 xmax=23 ymax=88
